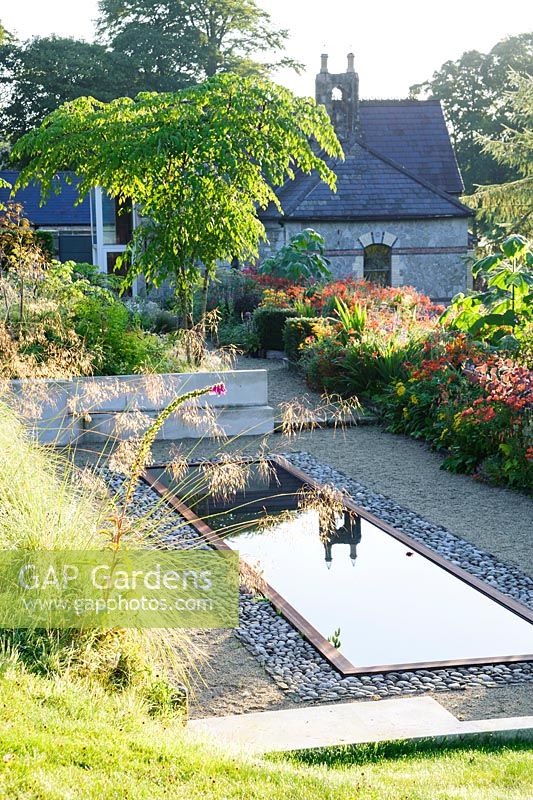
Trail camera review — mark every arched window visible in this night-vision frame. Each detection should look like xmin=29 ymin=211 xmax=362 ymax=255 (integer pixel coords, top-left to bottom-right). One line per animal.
xmin=331 ymin=86 xmax=343 ymax=101
xmin=364 ymin=244 xmax=392 ymax=286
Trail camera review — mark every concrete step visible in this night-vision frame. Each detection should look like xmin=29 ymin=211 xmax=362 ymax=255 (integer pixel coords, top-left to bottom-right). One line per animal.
xmin=188 ymin=696 xmax=533 ymax=754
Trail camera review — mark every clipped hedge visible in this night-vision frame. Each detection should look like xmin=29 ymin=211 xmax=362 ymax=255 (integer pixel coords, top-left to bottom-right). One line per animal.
xmin=253 ymin=307 xmax=298 ymax=350
xmin=283 ymin=316 xmax=335 ymax=362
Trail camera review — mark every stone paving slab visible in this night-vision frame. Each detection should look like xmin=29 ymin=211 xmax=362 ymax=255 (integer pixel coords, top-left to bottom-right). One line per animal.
xmin=188 ymin=697 xmax=533 ymax=753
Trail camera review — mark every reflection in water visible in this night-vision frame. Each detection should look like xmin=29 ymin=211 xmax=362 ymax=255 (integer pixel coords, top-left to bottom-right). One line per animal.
xmin=322 ymin=513 xmax=361 ymax=569
xmin=144 ymin=465 xmax=533 ymax=670
xmin=225 ymin=509 xmax=533 ymax=670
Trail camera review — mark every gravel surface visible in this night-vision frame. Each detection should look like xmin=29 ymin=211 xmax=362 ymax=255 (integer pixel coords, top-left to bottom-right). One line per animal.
xmin=77 ymin=358 xmax=532 ymax=723
xmin=100 ymin=461 xmax=533 ymax=723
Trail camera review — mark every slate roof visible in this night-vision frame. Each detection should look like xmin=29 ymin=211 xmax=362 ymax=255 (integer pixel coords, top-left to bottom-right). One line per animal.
xmin=0 ymin=171 xmax=91 ymax=226
xmin=1 ymin=99 xmax=467 ymax=226
xmin=262 ymin=139 xmax=472 ymax=222
xmin=359 ymin=100 xmax=464 ymax=195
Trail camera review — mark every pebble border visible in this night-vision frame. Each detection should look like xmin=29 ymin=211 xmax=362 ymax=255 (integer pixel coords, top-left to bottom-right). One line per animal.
xmin=102 ymin=455 xmax=533 ymax=703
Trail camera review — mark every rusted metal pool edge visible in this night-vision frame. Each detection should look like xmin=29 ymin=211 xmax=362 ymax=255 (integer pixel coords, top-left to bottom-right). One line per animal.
xmin=141 ymin=457 xmax=533 ymax=677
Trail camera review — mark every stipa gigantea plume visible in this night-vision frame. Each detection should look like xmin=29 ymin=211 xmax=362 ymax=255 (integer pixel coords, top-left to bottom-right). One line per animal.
xmin=168 ymin=444 xmax=189 ymax=483
xmin=297 ymin=483 xmax=348 ymax=543
xmin=322 ymin=392 xmax=362 ymax=432
xmin=111 ymin=384 xmax=226 ymax=548
xmin=201 ymin=455 xmax=251 ymax=503
xmin=239 ymin=558 xmax=267 ymax=596
xmin=108 ymin=438 xmax=146 ymax=477
xmin=257 ymin=438 xmax=280 ymax=485
xmin=177 ymin=396 xmax=227 ymax=441
xmin=112 ymin=408 xmax=154 ymax=438
xmin=280 ymin=398 xmax=322 ymax=438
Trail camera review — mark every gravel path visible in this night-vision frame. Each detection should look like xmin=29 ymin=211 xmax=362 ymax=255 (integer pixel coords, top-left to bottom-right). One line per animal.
xmin=235 ymin=357 xmax=533 ymax=576
xmin=76 ymin=358 xmax=532 ymax=724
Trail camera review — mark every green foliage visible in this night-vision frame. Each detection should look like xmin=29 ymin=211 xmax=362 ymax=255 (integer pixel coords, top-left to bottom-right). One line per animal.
xmin=143 ymin=679 xmax=187 ymax=717
xmin=0 ymin=36 xmax=134 ymax=145
xmin=67 ymin=260 xmax=122 ymax=290
xmin=300 ymin=336 xmax=346 ymax=393
xmin=283 ymin=316 xmax=333 ymax=363
xmin=293 ymin=299 xmax=317 ymax=317
xmin=260 ymin=229 xmax=332 ymax=282
xmin=73 ymin=296 xmax=170 ymax=376
xmin=304 ymin=334 xmax=420 ymax=399
xmin=410 ymin=33 xmax=533 ymax=194
xmin=465 ymin=72 xmax=533 ymax=237
xmin=381 ymin=335 xmax=533 ymax=491
xmin=217 ymin=319 xmax=260 ymax=354
xmin=441 ymin=234 xmax=533 ymax=343
xmin=206 ymin=268 xmax=262 ymax=319
xmin=334 ymin=296 xmax=367 ymax=344
xmin=14 ymin=75 xmax=341 ymax=326
xmin=96 ymin=0 xmax=302 ymax=83
xmin=0 ymin=21 xmax=13 ymax=45
xmin=253 ymin=306 xmax=297 ymax=350
xmin=328 ymin=628 xmax=341 ymax=649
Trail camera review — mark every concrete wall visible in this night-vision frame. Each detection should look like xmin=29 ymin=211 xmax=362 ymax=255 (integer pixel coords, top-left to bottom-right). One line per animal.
xmin=261 ymin=217 xmax=471 ymax=300
xmin=8 ymin=371 xmax=273 ymax=446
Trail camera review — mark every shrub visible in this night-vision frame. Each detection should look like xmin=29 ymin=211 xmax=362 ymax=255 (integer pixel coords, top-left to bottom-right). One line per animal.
xmin=205 ymin=268 xmax=262 ymax=320
xmin=301 ymin=332 xmax=420 ymax=398
xmin=380 ymin=334 xmax=533 ymax=490
xmin=259 ymin=228 xmax=332 ymax=282
xmin=217 ymin=319 xmax=260 ymax=354
xmin=73 ymin=296 xmax=170 ymax=375
xmin=440 ymin=234 xmax=532 ymax=345
xmin=283 ymin=316 xmax=334 ymax=362
xmin=300 ymin=336 xmax=347 ymax=392
xmin=252 ymin=306 xmax=298 ymax=350
xmin=335 ymin=336 xmax=421 ymax=397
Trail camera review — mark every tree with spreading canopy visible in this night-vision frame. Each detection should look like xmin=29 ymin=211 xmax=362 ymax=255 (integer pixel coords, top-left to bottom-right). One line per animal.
xmin=0 ymin=1 xmax=300 ymax=144
xmin=0 ymin=36 xmax=135 ymax=145
xmin=410 ymin=33 xmax=533 ymax=195
xmin=12 ymin=75 xmax=342 ymax=340
xmin=95 ymin=0 xmax=301 ymax=86
xmin=466 ymin=72 xmax=533 ymax=239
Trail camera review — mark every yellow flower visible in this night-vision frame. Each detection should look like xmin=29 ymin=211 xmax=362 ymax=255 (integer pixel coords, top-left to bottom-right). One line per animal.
xmin=396 ymin=383 xmax=406 ymax=397
xmin=411 ymin=396 xmax=419 ymax=405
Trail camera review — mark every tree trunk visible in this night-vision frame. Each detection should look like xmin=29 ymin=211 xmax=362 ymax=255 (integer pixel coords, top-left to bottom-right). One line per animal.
xmin=19 ymin=277 xmax=24 ymax=324
xmin=199 ymin=268 xmax=210 ymax=341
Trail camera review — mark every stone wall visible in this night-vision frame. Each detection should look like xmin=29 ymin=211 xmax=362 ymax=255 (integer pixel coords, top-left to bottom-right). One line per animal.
xmin=260 ymin=217 xmax=471 ymax=300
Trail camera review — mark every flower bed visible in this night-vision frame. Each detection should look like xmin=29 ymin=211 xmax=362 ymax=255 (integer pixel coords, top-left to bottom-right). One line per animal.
xmin=381 ymin=335 xmax=532 ymax=490
xmin=207 ymin=255 xmax=532 ymax=490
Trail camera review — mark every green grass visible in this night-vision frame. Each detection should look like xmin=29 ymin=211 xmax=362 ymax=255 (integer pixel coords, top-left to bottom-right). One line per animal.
xmin=0 ymin=668 xmax=532 ymax=800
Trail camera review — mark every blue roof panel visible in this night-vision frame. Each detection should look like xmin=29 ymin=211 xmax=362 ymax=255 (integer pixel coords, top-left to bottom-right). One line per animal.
xmin=0 ymin=171 xmax=91 ymax=226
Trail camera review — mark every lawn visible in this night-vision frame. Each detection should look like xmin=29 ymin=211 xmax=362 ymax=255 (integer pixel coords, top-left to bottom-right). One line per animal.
xmin=0 ymin=668 xmax=531 ymax=800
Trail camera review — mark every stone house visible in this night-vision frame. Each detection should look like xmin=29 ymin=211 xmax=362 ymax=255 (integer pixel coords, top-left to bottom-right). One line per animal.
xmin=259 ymin=54 xmax=473 ymax=301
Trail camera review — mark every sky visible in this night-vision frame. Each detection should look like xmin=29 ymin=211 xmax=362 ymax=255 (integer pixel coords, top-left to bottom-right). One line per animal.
xmin=2 ymin=0 xmax=532 ymax=98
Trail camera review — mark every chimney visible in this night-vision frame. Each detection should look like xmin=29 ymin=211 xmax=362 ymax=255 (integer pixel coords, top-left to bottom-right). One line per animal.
xmin=315 ymin=52 xmax=360 ymax=141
